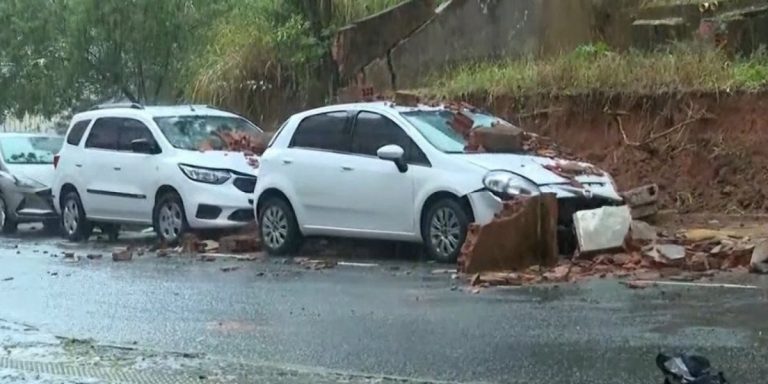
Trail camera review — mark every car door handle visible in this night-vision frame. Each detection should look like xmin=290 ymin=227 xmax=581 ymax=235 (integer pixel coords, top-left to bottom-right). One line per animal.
xmin=113 ymin=167 xmax=121 ymax=171
xmin=282 ymin=159 xmax=293 ymax=165
xmin=75 ymin=164 xmax=82 ymax=168
xmin=341 ymin=166 xmax=354 ymax=171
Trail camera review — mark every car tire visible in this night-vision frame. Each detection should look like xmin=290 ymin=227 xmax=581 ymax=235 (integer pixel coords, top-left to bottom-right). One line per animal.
xmin=153 ymin=191 xmax=188 ymax=245
xmin=60 ymin=191 xmax=93 ymax=242
xmin=0 ymin=195 xmax=18 ymax=234
xmin=422 ymin=198 xmax=469 ymax=263
xmin=258 ymin=197 xmax=302 ymax=255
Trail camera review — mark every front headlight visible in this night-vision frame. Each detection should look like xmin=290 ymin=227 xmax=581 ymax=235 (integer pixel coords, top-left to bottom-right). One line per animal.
xmin=179 ymin=164 xmax=231 ymax=185
xmin=13 ymin=175 xmax=45 ymax=189
xmin=483 ymin=171 xmax=540 ymax=197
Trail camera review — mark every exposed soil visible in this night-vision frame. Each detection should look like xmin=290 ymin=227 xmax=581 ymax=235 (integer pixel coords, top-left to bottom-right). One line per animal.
xmin=462 ymin=90 xmax=768 ymax=214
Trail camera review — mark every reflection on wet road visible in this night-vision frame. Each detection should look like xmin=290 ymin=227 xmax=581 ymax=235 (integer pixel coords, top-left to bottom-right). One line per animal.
xmin=1 ymin=228 xmax=767 ymax=383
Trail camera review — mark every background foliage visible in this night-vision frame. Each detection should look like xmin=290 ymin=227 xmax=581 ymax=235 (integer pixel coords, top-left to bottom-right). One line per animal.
xmin=0 ymin=0 xmax=402 ymax=125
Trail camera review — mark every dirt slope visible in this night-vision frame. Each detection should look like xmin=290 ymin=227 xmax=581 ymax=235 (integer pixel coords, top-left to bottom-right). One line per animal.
xmin=463 ymin=91 xmax=768 ymax=213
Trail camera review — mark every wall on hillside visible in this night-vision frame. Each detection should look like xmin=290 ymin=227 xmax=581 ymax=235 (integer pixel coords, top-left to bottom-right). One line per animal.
xmin=332 ymin=0 xmax=436 ymax=82
xmin=337 ymin=0 xmax=629 ymax=97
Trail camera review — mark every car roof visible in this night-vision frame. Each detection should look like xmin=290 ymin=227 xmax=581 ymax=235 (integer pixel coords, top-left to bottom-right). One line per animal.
xmin=0 ymin=132 xmax=62 ymax=139
xmin=293 ymin=101 xmax=448 ymax=120
xmin=72 ymin=105 xmax=243 ymax=121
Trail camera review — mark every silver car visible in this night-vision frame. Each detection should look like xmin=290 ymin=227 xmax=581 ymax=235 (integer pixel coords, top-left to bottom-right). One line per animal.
xmin=0 ymin=133 xmax=64 ymax=234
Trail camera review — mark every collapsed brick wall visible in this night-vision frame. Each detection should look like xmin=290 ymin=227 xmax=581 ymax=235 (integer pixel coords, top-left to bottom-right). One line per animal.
xmin=460 ymin=90 xmax=768 ymax=214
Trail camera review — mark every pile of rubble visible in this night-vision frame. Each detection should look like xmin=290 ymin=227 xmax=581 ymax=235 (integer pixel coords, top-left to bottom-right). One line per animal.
xmin=390 ymin=92 xmax=578 ymax=160
xmin=467 ymin=206 xmax=766 ymax=289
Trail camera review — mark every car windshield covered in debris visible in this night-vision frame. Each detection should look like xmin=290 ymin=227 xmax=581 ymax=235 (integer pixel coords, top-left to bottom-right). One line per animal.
xmin=0 ymin=136 xmax=63 ymax=164
xmin=402 ymin=109 xmax=505 ymax=153
xmin=154 ymin=115 xmax=263 ymax=151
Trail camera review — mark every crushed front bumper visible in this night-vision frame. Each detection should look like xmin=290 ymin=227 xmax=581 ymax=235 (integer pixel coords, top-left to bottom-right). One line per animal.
xmin=466 ymin=186 xmax=624 ymax=254
xmin=8 ymin=188 xmax=58 ymax=222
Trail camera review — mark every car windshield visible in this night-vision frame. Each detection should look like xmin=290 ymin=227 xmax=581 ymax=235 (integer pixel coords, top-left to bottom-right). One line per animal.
xmin=401 ymin=110 xmax=507 ymax=153
xmin=0 ymin=136 xmax=63 ymax=164
xmin=154 ymin=115 xmax=263 ymax=151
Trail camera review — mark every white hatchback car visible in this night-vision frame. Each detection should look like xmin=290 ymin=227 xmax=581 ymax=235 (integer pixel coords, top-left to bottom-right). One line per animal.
xmin=53 ymin=103 xmax=262 ymax=243
xmin=254 ymin=102 xmax=623 ymax=262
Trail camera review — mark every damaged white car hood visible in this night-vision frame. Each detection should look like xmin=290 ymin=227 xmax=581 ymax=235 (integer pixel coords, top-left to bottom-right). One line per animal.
xmin=5 ymin=164 xmax=55 ymax=187
xmin=175 ymin=150 xmax=259 ymax=176
xmin=454 ymin=153 xmax=622 ymax=201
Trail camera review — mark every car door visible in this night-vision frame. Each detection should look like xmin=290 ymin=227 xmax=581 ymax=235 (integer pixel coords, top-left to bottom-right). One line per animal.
xmin=282 ymin=111 xmax=354 ymax=230
xmin=112 ymin=118 xmax=161 ymax=223
xmin=342 ymin=111 xmax=422 ymax=235
xmin=81 ymin=118 xmax=122 ymax=219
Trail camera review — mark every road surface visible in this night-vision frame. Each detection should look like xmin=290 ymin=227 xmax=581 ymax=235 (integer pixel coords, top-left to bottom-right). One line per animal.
xmin=0 ymin=228 xmax=767 ymax=383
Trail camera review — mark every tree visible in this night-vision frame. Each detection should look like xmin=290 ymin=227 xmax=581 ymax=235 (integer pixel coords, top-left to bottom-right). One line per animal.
xmin=0 ymin=0 xmax=223 ymax=117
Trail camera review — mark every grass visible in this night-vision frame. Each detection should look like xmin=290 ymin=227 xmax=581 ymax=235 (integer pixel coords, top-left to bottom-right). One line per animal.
xmin=427 ymin=44 xmax=768 ymax=99
xmin=186 ymin=0 xmax=409 ymax=123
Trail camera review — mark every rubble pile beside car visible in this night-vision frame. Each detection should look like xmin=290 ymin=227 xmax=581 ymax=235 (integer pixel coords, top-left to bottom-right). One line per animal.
xmin=468 ymin=215 xmax=760 ymax=289
xmin=458 ymin=194 xmax=558 ymax=273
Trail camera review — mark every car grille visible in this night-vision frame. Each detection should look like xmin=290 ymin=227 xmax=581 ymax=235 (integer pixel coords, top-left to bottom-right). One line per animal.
xmin=233 ymin=177 xmax=257 ymax=193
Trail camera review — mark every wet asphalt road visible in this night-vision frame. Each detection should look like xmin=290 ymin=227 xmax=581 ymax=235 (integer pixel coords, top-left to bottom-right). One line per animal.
xmin=1 ymin=228 xmax=768 ymax=383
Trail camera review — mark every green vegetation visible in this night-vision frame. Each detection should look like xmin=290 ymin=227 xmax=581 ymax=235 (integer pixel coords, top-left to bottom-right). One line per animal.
xmin=0 ymin=0 xmax=402 ymax=122
xmin=186 ymin=0 xmax=403 ymax=124
xmin=4 ymin=0 xmax=768 ymax=125
xmin=427 ymin=44 xmax=768 ymax=99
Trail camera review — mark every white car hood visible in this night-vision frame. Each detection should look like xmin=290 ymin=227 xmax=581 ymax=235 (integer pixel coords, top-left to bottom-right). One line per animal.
xmin=177 ymin=150 xmax=259 ymax=176
xmin=455 ymin=153 xmax=612 ymax=185
xmin=5 ymin=163 xmax=56 ymax=187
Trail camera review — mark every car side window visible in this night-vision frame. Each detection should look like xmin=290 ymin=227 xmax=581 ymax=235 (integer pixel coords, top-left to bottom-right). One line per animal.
xmin=84 ymin=118 xmax=120 ymax=150
xmin=290 ymin=112 xmax=349 ymax=152
xmin=351 ymin=112 xmax=429 ymax=165
xmin=117 ymin=119 xmax=158 ymax=152
xmin=66 ymin=120 xmax=91 ymax=146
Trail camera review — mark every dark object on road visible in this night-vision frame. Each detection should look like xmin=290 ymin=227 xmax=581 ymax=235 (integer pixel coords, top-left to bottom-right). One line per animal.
xmin=656 ymin=353 xmax=728 ymax=384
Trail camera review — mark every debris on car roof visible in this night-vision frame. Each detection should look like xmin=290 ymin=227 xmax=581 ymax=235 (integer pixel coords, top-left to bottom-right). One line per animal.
xmin=379 ymin=91 xmax=582 ymax=160
xmin=198 ymin=130 xmax=272 ymax=156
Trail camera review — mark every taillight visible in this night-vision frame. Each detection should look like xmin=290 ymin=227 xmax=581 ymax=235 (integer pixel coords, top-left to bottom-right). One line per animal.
xmin=53 ymin=154 xmax=60 ymax=169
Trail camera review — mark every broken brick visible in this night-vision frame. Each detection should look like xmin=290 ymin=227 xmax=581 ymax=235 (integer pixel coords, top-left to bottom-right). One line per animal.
xmin=470 ymin=122 xmax=525 ymax=153
xmin=621 ymin=184 xmax=659 ymax=207
xmin=543 ymin=265 xmax=571 ymax=282
xmin=686 ymin=253 xmax=709 ymax=272
xmin=219 ymin=234 xmax=261 ymax=254
xmin=612 ymin=253 xmax=632 ymax=265
xmin=112 ymin=248 xmax=133 ymax=262
xmin=459 ymin=194 xmax=558 ymax=274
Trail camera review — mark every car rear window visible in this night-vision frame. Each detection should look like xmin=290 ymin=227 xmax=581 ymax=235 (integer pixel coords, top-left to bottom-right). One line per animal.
xmin=66 ymin=120 xmax=91 ymax=146
xmin=290 ymin=112 xmax=349 ymax=152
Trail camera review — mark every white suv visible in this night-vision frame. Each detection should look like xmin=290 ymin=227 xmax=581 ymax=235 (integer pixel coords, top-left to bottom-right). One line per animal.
xmin=52 ymin=103 xmax=262 ymax=243
xmin=253 ymin=102 xmax=623 ymax=262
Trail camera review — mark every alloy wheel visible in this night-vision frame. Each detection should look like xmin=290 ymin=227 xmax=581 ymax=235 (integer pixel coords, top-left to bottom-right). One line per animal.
xmin=262 ymin=206 xmax=288 ymax=250
xmin=158 ymin=202 xmax=183 ymax=242
xmin=429 ymin=207 xmax=462 ymax=259
xmin=62 ymin=199 xmax=80 ymax=236
xmin=0 ymin=198 xmax=6 ymax=228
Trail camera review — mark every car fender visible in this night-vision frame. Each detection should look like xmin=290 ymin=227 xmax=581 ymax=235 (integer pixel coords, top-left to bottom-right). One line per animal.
xmin=253 ymin=173 xmax=304 ymax=226
xmin=411 ymin=167 xmax=484 ymax=234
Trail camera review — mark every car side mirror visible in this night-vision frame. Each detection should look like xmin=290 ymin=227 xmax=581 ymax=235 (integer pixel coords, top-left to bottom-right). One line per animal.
xmin=377 ymin=144 xmax=407 ymax=173
xmin=130 ymin=138 xmax=156 ymax=154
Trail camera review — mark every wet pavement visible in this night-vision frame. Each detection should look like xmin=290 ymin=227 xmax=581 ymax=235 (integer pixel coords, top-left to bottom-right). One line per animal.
xmin=1 ymin=227 xmax=768 ymax=383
